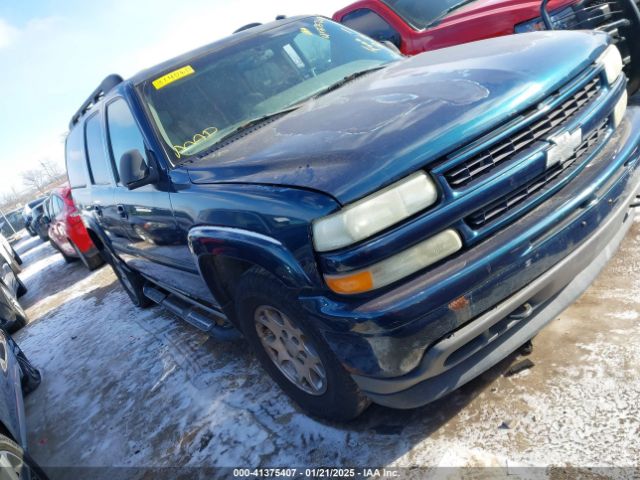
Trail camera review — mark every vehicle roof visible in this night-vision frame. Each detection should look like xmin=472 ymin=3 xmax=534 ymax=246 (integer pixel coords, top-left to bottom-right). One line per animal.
xmin=27 ymin=197 xmax=46 ymax=208
xmin=70 ymin=15 xmax=318 ymax=129
xmin=127 ymin=15 xmax=314 ymax=85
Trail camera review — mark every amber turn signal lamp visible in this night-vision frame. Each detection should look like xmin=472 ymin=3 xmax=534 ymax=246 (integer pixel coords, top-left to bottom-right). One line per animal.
xmin=325 ymin=270 xmax=374 ymax=295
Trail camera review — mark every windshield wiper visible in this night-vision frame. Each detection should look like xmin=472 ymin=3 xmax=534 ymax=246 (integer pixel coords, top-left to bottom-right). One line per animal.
xmin=425 ymin=0 xmax=477 ymax=28
xmin=312 ymin=66 xmax=386 ymax=99
xmin=195 ymin=105 xmax=301 ymax=158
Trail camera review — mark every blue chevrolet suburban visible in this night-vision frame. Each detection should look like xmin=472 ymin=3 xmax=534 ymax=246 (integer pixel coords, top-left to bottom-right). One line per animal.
xmin=65 ymin=16 xmax=640 ymax=420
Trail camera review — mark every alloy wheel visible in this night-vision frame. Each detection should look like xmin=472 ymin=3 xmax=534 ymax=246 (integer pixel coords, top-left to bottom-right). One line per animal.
xmin=254 ymin=305 xmax=327 ymax=396
xmin=0 ymin=449 xmax=24 ymax=480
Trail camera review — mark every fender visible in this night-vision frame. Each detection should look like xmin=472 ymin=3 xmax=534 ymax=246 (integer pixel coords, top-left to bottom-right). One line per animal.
xmin=80 ymin=215 xmax=112 ymax=253
xmin=188 ymin=226 xmax=314 ymax=289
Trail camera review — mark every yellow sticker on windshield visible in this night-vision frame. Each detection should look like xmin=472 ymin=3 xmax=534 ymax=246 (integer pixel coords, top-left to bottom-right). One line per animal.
xmin=152 ymin=65 xmax=195 ymax=90
xmin=314 ymin=17 xmax=330 ymax=40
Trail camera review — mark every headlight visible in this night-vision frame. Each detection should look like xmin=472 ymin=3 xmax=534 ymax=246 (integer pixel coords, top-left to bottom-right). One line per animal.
xmin=613 ymin=90 xmax=628 ymax=128
xmin=324 ymin=229 xmax=463 ymax=294
xmin=312 ymin=172 xmax=438 ymax=252
xmin=597 ymin=45 xmax=623 ymax=85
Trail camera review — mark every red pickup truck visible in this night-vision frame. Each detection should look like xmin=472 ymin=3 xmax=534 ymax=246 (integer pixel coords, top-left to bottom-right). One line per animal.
xmin=333 ymin=0 xmax=640 ymax=93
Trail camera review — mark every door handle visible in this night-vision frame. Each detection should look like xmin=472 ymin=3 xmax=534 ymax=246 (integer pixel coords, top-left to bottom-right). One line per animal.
xmin=117 ymin=205 xmax=128 ymax=219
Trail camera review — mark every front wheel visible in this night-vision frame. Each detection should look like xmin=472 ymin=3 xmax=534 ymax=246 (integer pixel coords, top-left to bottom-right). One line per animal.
xmin=0 ymin=433 xmax=48 ymax=479
xmin=234 ymin=270 xmax=370 ymax=421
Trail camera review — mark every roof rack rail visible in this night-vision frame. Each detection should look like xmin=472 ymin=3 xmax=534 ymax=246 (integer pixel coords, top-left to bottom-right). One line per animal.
xmin=69 ymin=74 xmax=123 ymax=129
xmin=233 ymin=16 xmax=287 ymax=34
xmin=233 ymin=22 xmax=262 ymax=33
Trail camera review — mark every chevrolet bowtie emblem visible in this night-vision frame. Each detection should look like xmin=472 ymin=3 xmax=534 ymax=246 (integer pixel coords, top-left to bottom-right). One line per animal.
xmin=546 ymin=128 xmax=582 ymax=169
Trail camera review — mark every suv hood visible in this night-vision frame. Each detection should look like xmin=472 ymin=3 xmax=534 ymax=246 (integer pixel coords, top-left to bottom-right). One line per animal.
xmin=188 ymin=31 xmax=609 ymax=205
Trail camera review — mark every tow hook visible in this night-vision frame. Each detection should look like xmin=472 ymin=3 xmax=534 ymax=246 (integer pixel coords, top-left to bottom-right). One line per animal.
xmin=630 ymin=195 xmax=640 ymax=208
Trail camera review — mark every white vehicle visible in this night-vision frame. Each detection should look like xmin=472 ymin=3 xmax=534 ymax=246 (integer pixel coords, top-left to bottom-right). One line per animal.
xmin=0 ymin=233 xmax=22 ymax=276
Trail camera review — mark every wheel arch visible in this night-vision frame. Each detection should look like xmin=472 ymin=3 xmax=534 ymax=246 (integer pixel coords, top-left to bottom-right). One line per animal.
xmin=82 ymin=217 xmax=107 ymax=253
xmin=189 ymin=226 xmax=314 ymax=313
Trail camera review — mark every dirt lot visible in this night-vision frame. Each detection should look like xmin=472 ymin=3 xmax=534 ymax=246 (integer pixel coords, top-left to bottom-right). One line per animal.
xmin=12 ymin=219 xmax=640 ymax=478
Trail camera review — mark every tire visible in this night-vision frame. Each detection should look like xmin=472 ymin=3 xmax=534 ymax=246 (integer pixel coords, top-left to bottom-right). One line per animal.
xmin=13 ymin=341 xmax=41 ymax=396
xmin=106 ymin=252 xmax=152 ymax=308
xmin=0 ymin=283 xmax=27 ymax=333
xmin=234 ymin=269 xmax=370 ymax=421
xmin=16 ymin=277 xmax=27 ymax=298
xmin=37 ymin=231 xmax=48 ymax=242
xmin=71 ymin=242 xmax=104 ymax=271
xmin=0 ymin=433 xmax=49 ymax=480
xmin=6 ymin=314 xmax=26 ymax=334
xmin=49 ymin=240 xmax=75 ymax=264
xmin=7 ymin=257 xmax=21 ymax=275
xmin=12 ymin=249 xmax=22 ymax=266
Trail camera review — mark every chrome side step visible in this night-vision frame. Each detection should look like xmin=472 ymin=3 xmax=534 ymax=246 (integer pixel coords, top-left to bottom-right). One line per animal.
xmin=143 ymin=284 xmax=241 ymax=341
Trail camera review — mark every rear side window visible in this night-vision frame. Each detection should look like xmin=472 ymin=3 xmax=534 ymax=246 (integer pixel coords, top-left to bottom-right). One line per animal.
xmin=47 ymin=196 xmax=61 ymax=217
xmin=65 ymin=127 xmax=88 ymax=188
xmin=54 ymin=195 xmax=64 ymax=214
xmin=106 ymin=99 xmax=147 ymax=181
xmin=341 ymin=9 xmax=400 ymax=47
xmin=85 ymin=114 xmax=113 ymax=185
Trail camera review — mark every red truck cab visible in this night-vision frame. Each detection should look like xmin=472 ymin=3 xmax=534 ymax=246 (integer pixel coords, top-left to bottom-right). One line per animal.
xmin=333 ymin=0 xmax=640 ymax=93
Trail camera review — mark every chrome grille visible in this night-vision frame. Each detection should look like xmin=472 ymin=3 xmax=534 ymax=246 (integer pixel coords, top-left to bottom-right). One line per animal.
xmin=465 ymin=120 xmax=610 ymax=229
xmin=444 ymin=76 xmax=602 ymax=188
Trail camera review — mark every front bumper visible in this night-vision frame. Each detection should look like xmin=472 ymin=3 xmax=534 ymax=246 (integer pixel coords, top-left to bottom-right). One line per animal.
xmin=301 ymin=106 xmax=640 ymax=409
xmin=358 ymin=179 xmax=638 ymax=408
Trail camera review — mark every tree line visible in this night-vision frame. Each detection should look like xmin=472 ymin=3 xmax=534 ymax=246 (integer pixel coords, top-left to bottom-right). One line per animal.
xmin=0 ymin=159 xmax=66 ymax=212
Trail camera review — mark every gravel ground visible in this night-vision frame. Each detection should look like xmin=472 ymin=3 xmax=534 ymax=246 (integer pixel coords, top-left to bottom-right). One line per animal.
xmin=11 ymin=219 xmax=640 ymax=479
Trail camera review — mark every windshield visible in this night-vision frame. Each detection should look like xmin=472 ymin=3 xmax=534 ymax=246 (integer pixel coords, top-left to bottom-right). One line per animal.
xmin=382 ymin=0 xmax=479 ymax=29
xmin=139 ymin=17 xmax=399 ymax=160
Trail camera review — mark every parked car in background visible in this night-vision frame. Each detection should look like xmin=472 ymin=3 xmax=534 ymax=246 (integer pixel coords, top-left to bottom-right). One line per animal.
xmin=0 ymin=247 xmax=27 ymax=334
xmin=22 ymin=198 xmax=46 ymax=238
xmin=44 ymin=186 xmax=104 ymax=271
xmin=0 ymin=278 xmax=28 ymax=334
xmin=0 ymin=233 xmax=23 ymax=276
xmin=0 ymin=208 xmax=25 ymax=239
xmin=29 ymin=203 xmax=49 ymax=242
xmin=332 ymin=0 xmax=640 ymax=94
xmin=0 ymin=329 xmax=48 ymax=479
xmin=66 ymin=17 xmax=639 ymax=420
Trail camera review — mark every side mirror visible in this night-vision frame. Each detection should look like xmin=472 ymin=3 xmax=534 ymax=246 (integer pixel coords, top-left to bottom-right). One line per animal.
xmin=119 ymin=150 xmax=158 ymax=190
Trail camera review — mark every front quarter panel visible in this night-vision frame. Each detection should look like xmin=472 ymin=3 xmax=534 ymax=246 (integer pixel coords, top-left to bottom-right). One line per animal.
xmin=171 ymin=174 xmax=341 ymax=290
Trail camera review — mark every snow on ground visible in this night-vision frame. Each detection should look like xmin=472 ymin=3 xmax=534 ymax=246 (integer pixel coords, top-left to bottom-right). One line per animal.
xmin=9 ymin=221 xmax=640 ymax=479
